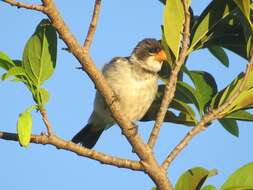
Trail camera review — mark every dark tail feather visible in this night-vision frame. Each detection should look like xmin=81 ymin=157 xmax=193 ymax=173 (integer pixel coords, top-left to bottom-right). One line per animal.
xmin=72 ymin=124 xmax=104 ymax=149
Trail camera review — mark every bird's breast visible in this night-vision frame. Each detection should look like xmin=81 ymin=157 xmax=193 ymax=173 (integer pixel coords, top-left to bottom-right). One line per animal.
xmin=113 ymin=75 xmax=158 ymax=121
xmin=100 ymin=60 xmax=158 ymax=123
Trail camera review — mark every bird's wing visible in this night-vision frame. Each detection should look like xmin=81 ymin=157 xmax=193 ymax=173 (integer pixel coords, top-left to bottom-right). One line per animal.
xmin=102 ymin=57 xmax=129 ymax=74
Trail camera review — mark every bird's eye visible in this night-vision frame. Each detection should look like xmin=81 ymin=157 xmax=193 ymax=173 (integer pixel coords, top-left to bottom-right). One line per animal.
xmin=148 ymin=47 xmax=160 ymax=54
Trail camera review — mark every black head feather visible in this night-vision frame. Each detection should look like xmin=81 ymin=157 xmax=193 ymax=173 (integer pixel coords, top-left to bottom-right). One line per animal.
xmin=132 ymin=38 xmax=163 ymax=62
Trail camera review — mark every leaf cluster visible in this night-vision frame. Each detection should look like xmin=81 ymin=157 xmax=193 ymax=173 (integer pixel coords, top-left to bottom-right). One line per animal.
xmin=0 ymin=19 xmax=57 ymax=147
xmin=145 ymin=0 xmax=253 ymax=137
xmin=153 ymin=162 xmax=253 ymax=190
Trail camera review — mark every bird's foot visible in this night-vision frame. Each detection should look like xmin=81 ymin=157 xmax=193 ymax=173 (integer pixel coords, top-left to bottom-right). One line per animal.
xmin=110 ymin=94 xmax=120 ymax=107
xmin=130 ymin=122 xmax=138 ymax=136
xmin=121 ymin=122 xmax=138 ymax=137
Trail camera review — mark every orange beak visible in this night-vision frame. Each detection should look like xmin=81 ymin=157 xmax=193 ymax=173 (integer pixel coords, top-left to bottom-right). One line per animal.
xmin=154 ymin=50 xmax=167 ymax=62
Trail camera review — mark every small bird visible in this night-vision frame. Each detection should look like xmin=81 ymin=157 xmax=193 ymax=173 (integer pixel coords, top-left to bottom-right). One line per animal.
xmin=72 ymin=38 xmax=167 ymax=148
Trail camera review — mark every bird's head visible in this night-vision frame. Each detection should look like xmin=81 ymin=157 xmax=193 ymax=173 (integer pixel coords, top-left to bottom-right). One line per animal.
xmin=130 ymin=38 xmax=167 ymax=73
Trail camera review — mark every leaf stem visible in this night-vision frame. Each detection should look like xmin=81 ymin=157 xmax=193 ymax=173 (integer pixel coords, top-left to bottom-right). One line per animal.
xmin=39 ymin=108 xmax=54 ymax=136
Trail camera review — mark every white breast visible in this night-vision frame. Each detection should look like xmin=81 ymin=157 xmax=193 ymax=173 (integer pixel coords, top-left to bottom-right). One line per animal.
xmin=118 ymin=75 xmax=158 ymax=121
xmin=92 ymin=58 xmax=158 ymax=128
xmin=104 ymin=60 xmax=158 ymax=121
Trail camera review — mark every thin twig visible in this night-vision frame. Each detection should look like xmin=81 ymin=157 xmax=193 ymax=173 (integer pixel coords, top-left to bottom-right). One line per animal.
xmin=162 ymin=60 xmax=253 ymax=170
xmin=2 ymin=0 xmax=44 ymax=11
xmin=83 ymin=0 xmax=101 ymax=50
xmin=148 ymin=0 xmax=191 ymax=149
xmin=0 ymin=131 xmax=143 ymax=171
xmin=39 ymin=108 xmax=54 ymax=136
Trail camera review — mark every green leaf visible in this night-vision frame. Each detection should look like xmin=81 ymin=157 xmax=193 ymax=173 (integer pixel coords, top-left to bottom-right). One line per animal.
xmin=170 ymin=98 xmax=198 ymax=126
xmin=219 ymin=118 xmax=239 ymax=137
xmin=246 ymin=35 xmax=253 ymax=58
xmin=233 ymin=0 xmax=251 ymax=26
xmin=0 ymin=58 xmax=36 ymax=94
xmin=171 ymin=98 xmax=196 ymax=119
xmin=222 ymin=186 xmax=253 ymax=190
xmin=210 ymin=66 xmax=253 ymax=115
xmin=158 ymin=58 xmax=172 ymax=79
xmin=185 ymin=70 xmax=217 ymax=115
xmin=38 ymin=88 xmax=50 ymax=106
xmin=189 ymin=0 xmax=237 ymax=52
xmin=187 ymin=0 xmax=252 ymax=59
xmin=161 ymin=27 xmax=176 ymax=67
xmin=201 ymin=185 xmax=217 ymax=190
xmin=13 ymin=60 xmax=22 ymax=67
xmin=175 ymin=81 xmax=199 ymax=106
xmin=32 ymin=88 xmax=50 ymax=106
xmin=226 ymin=110 xmax=253 ymax=121
xmin=22 ymin=19 xmax=57 ymax=87
xmin=167 ymin=111 xmax=198 ymax=126
xmin=221 ymin=162 xmax=253 ymax=190
xmin=141 ymin=85 xmax=198 ymax=126
xmin=208 ymin=46 xmax=229 ymax=67
xmin=223 ymin=69 xmax=253 ymax=112
xmin=229 ymin=89 xmax=253 ymax=112
xmin=141 ymin=108 xmax=197 ymax=126
xmin=0 ymin=51 xmax=15 ymax=70
xmin=171 ymin=93 xmax=198 ymax=126
xmin=175 ymin=167 xmax=217 ymax=190
xmin=163 ymin=0 xmax=184 ymax=59
xmin=203 ymin=6 xmax=252 ymax=59
xmin=17 ymin=111 xmax=33 ymax=148
xmin=211 ymin=73 xmax=242 ymax=109
xmin=2 ymin=66 xmax=26 ymax=80
xmin=157 ymin=85 xmax=192 ymax=113
xmin=141 ymin=98 xmax=197 ymax=126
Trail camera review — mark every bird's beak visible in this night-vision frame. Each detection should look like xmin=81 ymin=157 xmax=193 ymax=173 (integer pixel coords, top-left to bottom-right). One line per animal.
xmin=154 ymin=50 xmax=167 ymax=62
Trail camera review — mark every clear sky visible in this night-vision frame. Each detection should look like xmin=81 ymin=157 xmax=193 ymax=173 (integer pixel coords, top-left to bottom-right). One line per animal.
xmin=0 ymin=0 xmax=252 ymax=190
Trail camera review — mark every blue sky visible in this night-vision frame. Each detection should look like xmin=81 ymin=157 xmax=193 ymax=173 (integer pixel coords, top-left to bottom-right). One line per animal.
xmin=0 ymin=0 xmax=252 ymax=190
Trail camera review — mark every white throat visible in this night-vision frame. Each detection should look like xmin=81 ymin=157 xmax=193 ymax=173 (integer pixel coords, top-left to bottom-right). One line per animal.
xmin=130 ymin=55 xmax=162 ymax=73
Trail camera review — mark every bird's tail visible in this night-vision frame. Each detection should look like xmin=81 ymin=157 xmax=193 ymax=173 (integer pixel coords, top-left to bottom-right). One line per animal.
xmin=71 ymin=124 xmax=104 ymax=149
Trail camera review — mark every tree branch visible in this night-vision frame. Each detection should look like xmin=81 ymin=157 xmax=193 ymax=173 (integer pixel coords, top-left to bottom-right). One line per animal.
xmin=83 ymin=0 xmax=101 ymax=50
xmin=2 ymin=0 xmax=44 ymax=11
xmin=162 ymin=58 xmax=253 ymax=170
xmin=39 ymin=108 xmax=54 ymax=136
xmin=148 ymin=0 xmax=191 ymax=149
xmin=0 ymin=131 xmax=143 ymax=171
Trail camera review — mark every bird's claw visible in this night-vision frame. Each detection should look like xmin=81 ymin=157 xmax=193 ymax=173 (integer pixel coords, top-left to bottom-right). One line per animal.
xmin=129 ymin=122 xmax=138 ymax=136
xmin=121 ymin=123 xmax=138 ymax=137
xmin=111 ymin=94 xmax=119 ymax=106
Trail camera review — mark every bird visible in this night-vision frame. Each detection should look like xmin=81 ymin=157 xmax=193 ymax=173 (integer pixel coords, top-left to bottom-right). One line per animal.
xmin=72 ymin=38 xmax=167 ymax=148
